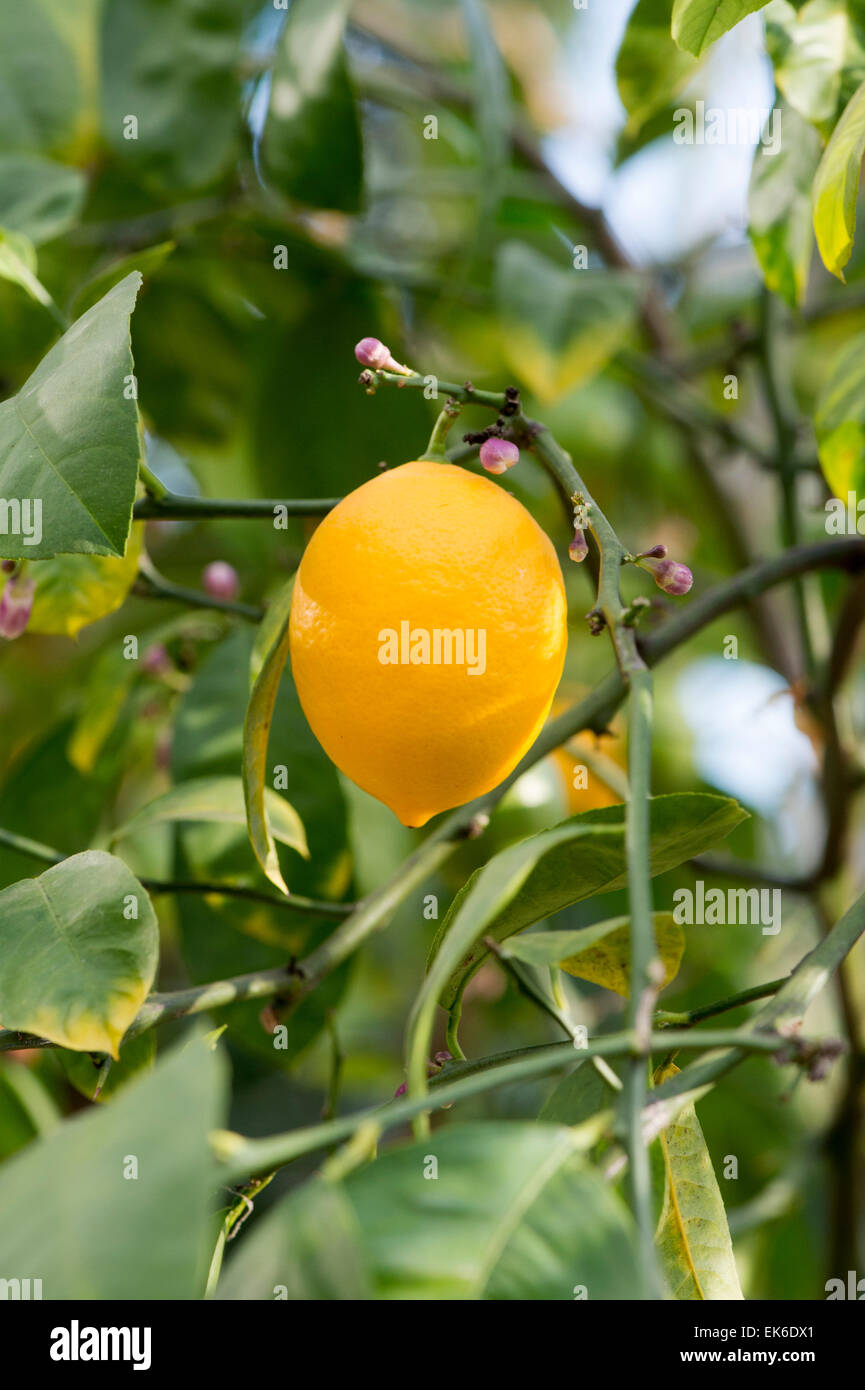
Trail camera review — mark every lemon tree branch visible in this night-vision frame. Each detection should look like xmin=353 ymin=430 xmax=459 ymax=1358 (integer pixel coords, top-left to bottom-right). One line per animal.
xmin=213 ymin=1023 xmax=830 ymax=1183
xmin=0 ymin=826 xmax=354 ymax=921
xmin=133 ymin=559 xmax=264 ymax=622
xmin=516 ymin=419 xmax=660 ymax=1289
xmin=133 ymin=492 xmax=339 ymax=521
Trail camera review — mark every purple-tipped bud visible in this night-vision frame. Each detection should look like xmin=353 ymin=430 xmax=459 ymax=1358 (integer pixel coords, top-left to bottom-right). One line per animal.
xmin=0 ymin=574 xmax=34 ymax=640
xmin=394 ymin=1081 xmax=407 ymax=1098
xmin=354 ymin=337 xmax=398 ymax=371
xmin=568 ymin=526 xmax=589 ymax=563
xmin=480 ymin=438 xmax=519 ymax=474
xmin=202 ymin=561 xmax=240 ymax=602
xmin=638 ymin=544 xmax=667 ymax=561
xmin=641 ymin=557 xmax=693 ymax=595
xmin=432 ymin=1050 xmax=453 ymax=1067
xmin=1 ymin=559 xmax=15 ymax=574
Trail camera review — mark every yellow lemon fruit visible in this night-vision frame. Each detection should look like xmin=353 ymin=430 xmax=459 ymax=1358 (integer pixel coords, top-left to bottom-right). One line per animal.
xmin=289 ymin=459 xmax=568 ymax=827
xmin=549 ymin=693 xmax=626 ymax=814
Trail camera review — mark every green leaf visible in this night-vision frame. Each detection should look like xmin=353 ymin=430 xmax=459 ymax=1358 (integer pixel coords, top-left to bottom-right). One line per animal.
xmin=0 ymin=0 xmax=83 ymax=154
xmin=111 ymin=775 xmax=308 ymax=862
xmin=617 ymin=0 xmax=699 ymax=137
xmin=17 ymin=521 xmax=143 ymax=637
xmin=0 ymin=271 xmax=142 ymax=561
xmin=815 ymin=328 xmax=865 ymax=495
xmin=672 ymin=0 xmax=771 ymax=55
xmin=502 ymin=912 xmax=685 ymax=997
xmin=654 ymin=1063 xmax=744 ymax=1299
xmin=250 ymin=574 xmax=294 ymax=687
xmin=0 ymin=154 xmax=86 ymax=243
xmin=69 ymin=240 xmax=175 ymax=319
xmin=347 ymin=1123 xmax=640 ymax=1300
xmin=58 ymin=1029 xmax=155 ymax=1103
xmin=539 ymin=1060 xmax=616 ymax=1127
xmin=765 ymin=0 xmax=865 ymax=129
xmin=495 ymin=242 xmax=640 ymax=402
xmin=748 ymin=102 xmax=821 ymax=306
xmin=220 ymin=1123 xmax=641 ymax=1300
xmin=218 ymin=1179 xmax=373 ymax=1300
xmin=260 ymin=0 xmax=363 ymax=213
xmin=0 ymin=1036 xmax=226 ymax=1299
xmin=0 ymin=850 xmax=159 ymax=1057
xmin=813 ymin=76 xmax=865 ymax=278
xmin=100 ymin=0 xmax=249 ymax=191
xmin=0 ymin=228 xmax=58 ymax=316
xmin=427 ymin=794 xmax=748 ymax=1011
xmin=243 ymin=576 xmax=298 ymax=893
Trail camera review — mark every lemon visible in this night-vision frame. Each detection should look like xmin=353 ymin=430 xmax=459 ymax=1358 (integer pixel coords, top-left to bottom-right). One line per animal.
xmin=550 ymin=693 xmax=626 ymax=814
xmin=289 ymin=459 xmax=568 ymax=827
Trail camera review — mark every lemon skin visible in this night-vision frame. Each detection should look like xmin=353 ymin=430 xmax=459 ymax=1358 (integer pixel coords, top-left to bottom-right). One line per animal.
xmin=289 ymin=460 xmax=568 ymax=827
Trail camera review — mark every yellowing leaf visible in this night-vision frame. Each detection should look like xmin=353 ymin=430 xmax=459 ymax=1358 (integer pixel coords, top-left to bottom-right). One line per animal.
xmin=24 ymin=522 xmax=143 ymax=637
xmin=813 ymin=77 xmax=865 ymax=280
xmin=499 ymin=913 xmax=684 ymax=997
xmin=559 ymin=912 xmax=684 ymax=997
xmin=0 ymin=851 xmax=158 ymax=1058
xmin=815 ymin=330 xmax=865 ymax=497
xmin=654 ymin=1063 xmax=744 ymax=1300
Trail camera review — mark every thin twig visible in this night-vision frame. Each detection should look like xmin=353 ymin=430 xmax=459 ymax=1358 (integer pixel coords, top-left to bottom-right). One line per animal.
xmin=0 ymin=826 xmax=354 ymax=919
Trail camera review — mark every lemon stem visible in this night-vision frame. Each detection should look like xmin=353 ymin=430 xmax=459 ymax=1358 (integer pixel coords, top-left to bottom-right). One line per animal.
xmin=420 ymin=398 xmax=462 ymax=459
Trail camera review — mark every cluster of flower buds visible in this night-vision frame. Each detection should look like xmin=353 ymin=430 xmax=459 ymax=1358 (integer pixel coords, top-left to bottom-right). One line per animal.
xmin=634 ymin=544 xmax=693 ymax=596
xmin=479 ymin=437 xmax=519 ymax=475
xmin=354 ymin=337 xmax=413 ymax=375
xmin=394 ymin=1050 xmax=452 ymax=1098
xmin=0 ymin=564 xmax=34 ymax=640
xmin=202 ymin=560 xmax=240 ymax=602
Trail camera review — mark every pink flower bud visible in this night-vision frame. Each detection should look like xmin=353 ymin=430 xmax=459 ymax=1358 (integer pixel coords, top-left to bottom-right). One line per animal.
xmin=394 ymin=1080 xmax=407 ymax=1098
xmin=641 ymin=557 xmax=693 ymax=595
xmin=568 ymin=526 xmax=589 ymax=563
xmin=638 ymin=544 xmax=667 ymax=561
xmin=0 ymin=574 xmax=34 ymax=639
xmin=480 ymin=438 xmax=519 ymax=474
xmin=354 ymin=337 xmax=394 ymax=370
xmin=202 ymin=561 xmax=240 ymax=602
xmin=432 ymin=1051 xmax=453 ymax=1067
